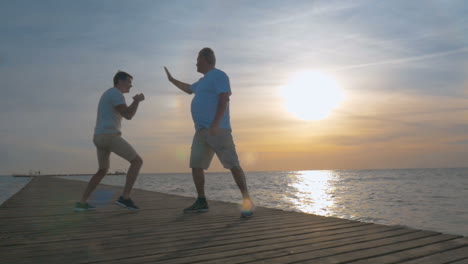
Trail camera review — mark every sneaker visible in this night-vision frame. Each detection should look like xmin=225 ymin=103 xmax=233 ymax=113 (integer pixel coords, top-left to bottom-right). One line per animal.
xmin=74 ymin=202 xmax=96 ymax=212
xmin=183 ymin=198 xmax=209 ymax=213
xmin=241 ymin=210 xmax=254 ymax=218
xmin=240 ymin=199 xmax=255 ymax=218
xmin=115 ymin=196 xmax=140 ymax=210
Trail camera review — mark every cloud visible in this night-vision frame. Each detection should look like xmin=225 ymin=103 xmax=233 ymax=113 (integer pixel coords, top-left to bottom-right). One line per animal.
xmin=449 ymin=140 xmax=468 ymax=145
xmin=332 ymin=47 xmax=468 ymax=72
xmin=253 ymin=1 xmax=358 ymax=27
xmin=0 ymin=54 xmax=5 ymax=67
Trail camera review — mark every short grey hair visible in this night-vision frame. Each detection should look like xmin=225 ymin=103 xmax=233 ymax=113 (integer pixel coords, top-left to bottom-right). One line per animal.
xmin=199 ymin=47 xmax=216 ymax=65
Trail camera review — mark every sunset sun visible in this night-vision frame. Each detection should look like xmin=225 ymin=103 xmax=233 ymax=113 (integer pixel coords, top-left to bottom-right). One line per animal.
xmin=280 ymin=71 xmax=344 ymax=121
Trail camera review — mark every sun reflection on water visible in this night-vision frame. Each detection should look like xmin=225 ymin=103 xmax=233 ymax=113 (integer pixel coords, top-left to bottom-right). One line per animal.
xmin=287 ymin=170 xmax=338 ymax=216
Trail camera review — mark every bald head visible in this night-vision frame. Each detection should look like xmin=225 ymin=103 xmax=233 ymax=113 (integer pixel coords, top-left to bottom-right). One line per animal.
xmin=196 ymin=47 xmax=216 ymax=74
xmin=199 ymin=47 xmax=216 ymax=66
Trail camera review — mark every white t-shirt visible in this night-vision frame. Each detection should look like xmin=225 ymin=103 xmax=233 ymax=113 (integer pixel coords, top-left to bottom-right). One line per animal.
xmin=94 ymin=87 xmax=126 ymax=134
xmin=190 ymin=68 xmax=232 ymax=131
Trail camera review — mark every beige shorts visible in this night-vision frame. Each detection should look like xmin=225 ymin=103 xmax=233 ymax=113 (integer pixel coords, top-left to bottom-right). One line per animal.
xmin=93 ymin=134 xmax=138 ymax=169
xmin=190 ymin=129 xmax=240 ymax=170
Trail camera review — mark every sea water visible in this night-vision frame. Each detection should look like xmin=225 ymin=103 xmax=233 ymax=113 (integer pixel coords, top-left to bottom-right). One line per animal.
xmin=2 ymin=168 xmax=468 ymax=236
xmin=0 ymin=176 xmax=33 ymax=205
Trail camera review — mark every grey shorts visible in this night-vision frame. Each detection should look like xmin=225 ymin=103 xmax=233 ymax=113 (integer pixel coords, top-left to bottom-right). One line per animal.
xmin=93 ymin=134 xmax=138 ymax=169
xmin=190 ymin=129 xmax=240 ymax=170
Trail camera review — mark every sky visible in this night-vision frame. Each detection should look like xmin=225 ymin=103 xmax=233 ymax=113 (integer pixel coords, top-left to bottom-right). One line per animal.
xmin=1 ymin=0 xmax=468 ymax=174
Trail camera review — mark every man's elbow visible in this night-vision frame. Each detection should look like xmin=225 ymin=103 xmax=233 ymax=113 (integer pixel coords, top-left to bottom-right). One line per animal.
xmin=122 ymin=112 xmax=133 ymax=120
xmin=219 ymin=95 xmax=230 ymax=103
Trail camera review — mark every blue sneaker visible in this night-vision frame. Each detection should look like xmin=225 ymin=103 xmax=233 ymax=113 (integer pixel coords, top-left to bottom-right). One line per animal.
xmin=74 ymin=202 xmax=96 ymax=212
xmin=240 ymin=199 xmax=255 ymax=218
xmin=115 ymin=196 xmax=140 ymax=210
xmin=183 ymin=198 xmax=209 ymax=213
xmin=241 ymin=210 xmax=254 ymax=218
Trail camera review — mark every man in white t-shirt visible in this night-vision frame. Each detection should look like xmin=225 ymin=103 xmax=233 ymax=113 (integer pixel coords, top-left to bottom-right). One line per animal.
xmin=75 ymin=71 xmax=145 ymax=211
xmin=164 ymin=48 xmax=254 ymax=218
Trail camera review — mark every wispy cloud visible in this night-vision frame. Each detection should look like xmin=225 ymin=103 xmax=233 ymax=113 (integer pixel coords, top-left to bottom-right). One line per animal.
xmin=449 ymin=140 xmax=468 ymax=145
xmin=255 ymin=1 xmax=358 ymax=26
xmin=332 ymin=47 xmax=468 ymax=72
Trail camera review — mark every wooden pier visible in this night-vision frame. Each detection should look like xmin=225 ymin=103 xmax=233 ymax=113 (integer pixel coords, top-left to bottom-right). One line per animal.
xmin=1 ymin=176 xmax=467 ymax=263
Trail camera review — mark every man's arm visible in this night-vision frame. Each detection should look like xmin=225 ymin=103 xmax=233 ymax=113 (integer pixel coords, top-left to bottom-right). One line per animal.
xmin=116 ymin=94 xmax=145 ymax=120
xmin=164 ymin=66 xmax=192 ymax=94
xmin=209 ymin=92 xmax=230 ymax=135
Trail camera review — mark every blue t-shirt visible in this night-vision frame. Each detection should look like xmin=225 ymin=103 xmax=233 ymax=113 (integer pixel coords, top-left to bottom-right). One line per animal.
xmin=94 ymin=87 xmax=126 ymax=134
xmin=190 ymin=68 xmax=232 ymax=131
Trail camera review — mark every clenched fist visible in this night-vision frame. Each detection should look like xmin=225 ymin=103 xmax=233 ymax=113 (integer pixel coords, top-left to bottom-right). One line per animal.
xmin=133 ymin=93 xmax=145 ymax=102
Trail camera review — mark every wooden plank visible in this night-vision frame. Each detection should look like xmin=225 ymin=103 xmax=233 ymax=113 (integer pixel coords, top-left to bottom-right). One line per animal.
xmin=1 ymin=224 xmax=385 ymax=261
xmin=399 ymin=246 xmax=468 ymax=264
xmin=0 ymin=215 xmax=369 ymax=261
xmin=1 ymin=212 xmax=351 ymax=247
xmin=1 ymin=176 xmax=466 ymax=264
xmin=110 ymin=228 xmax=415 ymax=264
xmin=1 ymin=217 xmax=358 ymax=257
xmin=347 ymin=237 xmax=468 ymax=263
xmin=200 ymin=231 xmax=441 ymax=264
xmin=273 ymin=234 xmax=461 ymax=264
xmin=451 ymin=258 xmax=468 ymax=264
xmin=3 ymin=224 xmax=391 ymax=264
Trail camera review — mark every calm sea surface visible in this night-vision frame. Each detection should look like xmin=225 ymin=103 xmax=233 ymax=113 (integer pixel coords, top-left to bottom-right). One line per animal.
xmin=2 ymin=168 xmax=468 ymax=236
xmin=0 ymin=176 xmax=32 ymax=205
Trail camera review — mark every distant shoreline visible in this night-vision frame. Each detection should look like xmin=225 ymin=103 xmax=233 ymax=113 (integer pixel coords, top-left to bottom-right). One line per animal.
xmin=12 ymin=173 xmax=123 ymax=177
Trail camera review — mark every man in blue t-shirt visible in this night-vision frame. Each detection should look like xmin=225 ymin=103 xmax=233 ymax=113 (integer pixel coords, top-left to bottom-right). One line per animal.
xmin=75 ymin=71 xmax=145 ymax=211
xmin=164 ymin=48 xmax=254 ymax=218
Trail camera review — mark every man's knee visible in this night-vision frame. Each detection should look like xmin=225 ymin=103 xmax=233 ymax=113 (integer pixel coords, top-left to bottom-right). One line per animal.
xmin=230 ymin=165 xmax=242 ymax=173
xmin=98 ymin=168 xmax=109 ymax=175
xmin=192 ymin=168 xmax=204 ymax=175
xmin=131 ymin=155 xmax=143 ymax=166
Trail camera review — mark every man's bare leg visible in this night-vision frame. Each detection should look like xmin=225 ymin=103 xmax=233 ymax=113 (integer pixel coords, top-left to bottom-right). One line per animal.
xmin=230 ymin=166 xmax=254 ymax=211
xmin=192 ymin=168 xmax=206 ymax=198
xmin=122 ymin=155 xmax=143 ymax=199
xmin=80 ymin=168 xmax=108 ymax=203
xmin=230 ymin=166 xmax=250 ymax=199
xmin=183 ymin=168 xmax=209 ymax=212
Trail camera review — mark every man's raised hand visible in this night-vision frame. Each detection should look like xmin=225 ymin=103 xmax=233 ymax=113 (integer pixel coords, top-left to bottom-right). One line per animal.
xmin=164 ymin=66 xmax=174 ymax=82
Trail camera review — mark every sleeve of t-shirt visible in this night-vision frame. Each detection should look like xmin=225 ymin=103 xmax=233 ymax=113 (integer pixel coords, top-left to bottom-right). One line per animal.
xmin=110 ymin=89 xmax=126 ymax=106
xmin=214 ymin=71 xmax=231 ymax=95
xmin=190 ymin=79 xmax=200 ymax=93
